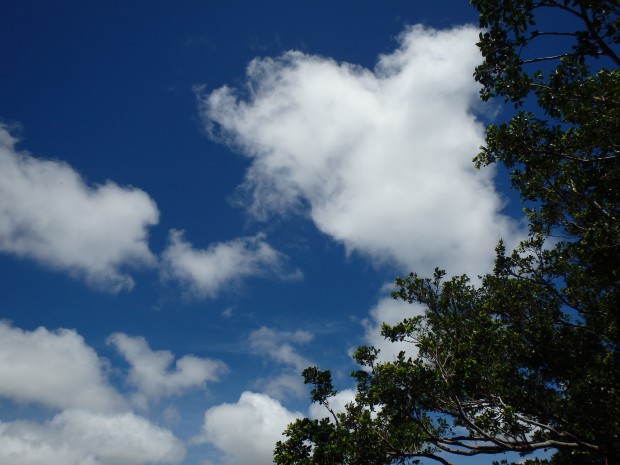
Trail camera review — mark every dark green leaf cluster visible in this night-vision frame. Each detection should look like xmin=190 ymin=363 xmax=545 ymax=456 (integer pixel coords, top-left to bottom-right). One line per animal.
xmin=473 ymin=0 xmax=620 ymax=103
xmin=275 ymin=2 xmax=619 ymax=465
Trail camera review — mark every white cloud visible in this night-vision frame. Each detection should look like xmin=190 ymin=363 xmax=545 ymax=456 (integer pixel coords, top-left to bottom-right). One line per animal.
xmin=200 ymin=24 xmax=523 ymax=277
xmin=161 ymin=229 xmax=301 ymax=298
xmin=0 ymin=323 xmax=185 ymax=464
xmin=0 ymin=410 xmax=185 ymax=465
xmin=249 ymin=326 xmax=313 ymax=371
xmin=108 ymin=332 xmax=227 ymax=409
xmin=309 ymin=388 xmax=356 ymax=421
xmin=253 ymin=372 xmax=307 ymax=401
xmin=248 ymin=326 xmax=314 ymax=400
xmin=197 ymin=391 xmax=302 ymax=465
xmin=0 ymin=125 xmax=159 ymax=292
xmin=0 ymin=321 xmax=126 ymax=412
xmin=361 ymin=296 xmax=425 ymax=364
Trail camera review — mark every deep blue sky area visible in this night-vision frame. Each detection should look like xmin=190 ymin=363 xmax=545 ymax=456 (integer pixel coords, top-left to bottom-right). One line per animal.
xmin=0 ymin=2 xmax=540 ymax=465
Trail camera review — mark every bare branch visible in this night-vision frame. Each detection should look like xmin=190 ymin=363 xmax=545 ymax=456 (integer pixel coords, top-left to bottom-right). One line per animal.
xmin=578 ymin=3 xmax=620 ymax=66
xmin=520 ymin=53 xmax=583 ymax=64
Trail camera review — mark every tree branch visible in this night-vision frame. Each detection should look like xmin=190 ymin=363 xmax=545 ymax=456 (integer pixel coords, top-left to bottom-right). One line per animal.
xmin=520 ymin=53 xmax=583 ymax=64
xmin=578 ymin=3 xmax=620 ymax=67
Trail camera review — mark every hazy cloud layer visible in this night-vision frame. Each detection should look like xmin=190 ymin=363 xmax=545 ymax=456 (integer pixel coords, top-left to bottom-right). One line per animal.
xmin=0 ymin=322 xmax=126 ymax=412
xmin=0 ymin=410 xmax=185 ymax=465
xmin=161 ymin=230 xmax=301 ymax=298
xmin=0 ymin=126 xmax=159 ymax=292
xmin=201 ymin=25 xmax=522 ymax=277
xmin=108 ymin=332 xmax=227 ymax=409
xmin=197 ymin=391 xmax=302 ymax=465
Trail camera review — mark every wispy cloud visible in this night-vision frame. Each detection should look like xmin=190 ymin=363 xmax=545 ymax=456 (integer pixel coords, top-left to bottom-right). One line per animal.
xmin=248 ymin=326 xmax=315 ymax=400
xmin=200 ymin=25 xmax=523 ymax=277
xmin=161 ymin=230 xmax=301 ymax=298
xmin=249 ymin=326 xmax=313 ymax=371
xmin=0 ymin=125 xmax=158 ymax=292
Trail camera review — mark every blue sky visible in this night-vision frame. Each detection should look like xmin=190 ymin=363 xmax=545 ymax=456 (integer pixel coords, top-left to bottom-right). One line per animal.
xmin=0 ymin=2 xmax=534 ymax=464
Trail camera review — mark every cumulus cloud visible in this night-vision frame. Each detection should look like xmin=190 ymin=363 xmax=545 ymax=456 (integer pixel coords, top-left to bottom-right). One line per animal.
xmin=0 ymin=322 xmax=185 ymax=465
xmin=0 ymin=410 xmax=185 ymax=465
xmin=361 ymin=296 xmax=425 ymax=364
xmin=161 ymin=229 xmax=301 ymax=298
xmin=200 ymin=24 xmax=523 ymax=277
xmin=108 ymin=332 xmax=227 ymax=409
xmin=0 ymin=321 xmax=126 ymax=412
xmin=249 ymin=326 xmax=314 ymax=400
xmin=197 ymin=391 xmax=302 ymax=465
xmin=0 ymin=125 xmax=159 ymax=292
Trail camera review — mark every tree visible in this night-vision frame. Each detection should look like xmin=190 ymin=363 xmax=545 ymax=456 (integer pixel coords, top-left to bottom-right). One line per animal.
xmin=274 ymin=1 xmax=619 ymax=465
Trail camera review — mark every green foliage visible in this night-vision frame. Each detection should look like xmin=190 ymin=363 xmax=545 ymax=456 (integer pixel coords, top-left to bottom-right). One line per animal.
xmin=275 ymin=2 xmax=619 ymax=464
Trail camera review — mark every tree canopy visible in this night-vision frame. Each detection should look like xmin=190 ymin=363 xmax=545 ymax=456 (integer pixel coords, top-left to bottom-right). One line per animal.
xmin=274 ymin=1 xmax=619 ymax=465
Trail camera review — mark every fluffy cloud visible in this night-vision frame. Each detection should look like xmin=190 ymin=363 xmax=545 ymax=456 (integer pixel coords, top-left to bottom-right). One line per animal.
xmin=0 ymin=126 xmax=159 ymax=292
xmin=0 ymin=322 xmax=126 ymax=412
xmin=108 ymin=332 xmax=227 ymax=409
xmin=161 ymin=230 xmax=301 ymax=298
xmin=197 ymin=391 xmax=301 ymax=465
xmin=0 ymin=410 xmax=185 ymax=465
xmin=0 ymin=322 xmax=185 ymax=465
xmin=361 ymin=296 xmax=425 ymax=364
xmin=200 ymin=24 xmax=523 ymax=277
